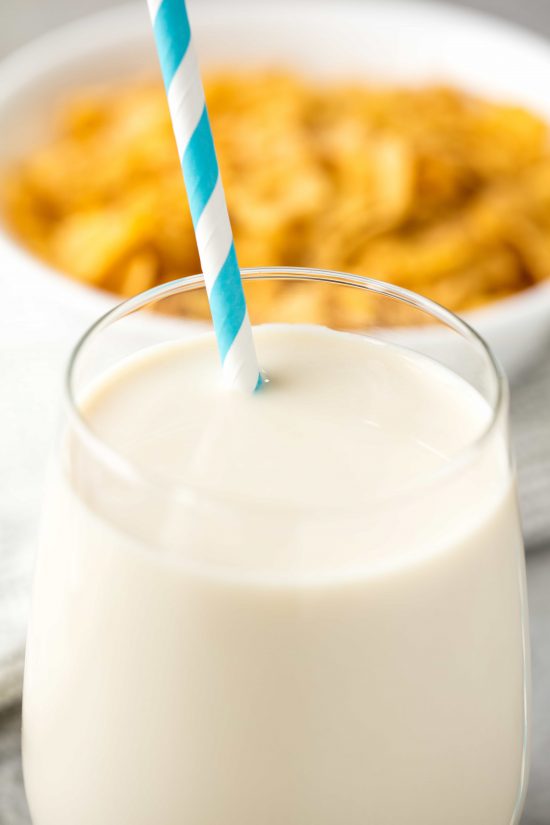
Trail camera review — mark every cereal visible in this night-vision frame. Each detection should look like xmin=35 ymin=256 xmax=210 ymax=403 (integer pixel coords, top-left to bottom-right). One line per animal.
xmin=2 ymin=73 xmax=550 ymax=325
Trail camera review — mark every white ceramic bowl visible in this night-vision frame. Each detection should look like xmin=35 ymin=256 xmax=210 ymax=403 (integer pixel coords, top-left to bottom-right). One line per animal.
xmin=1 ymin=0 xmax=550 ymax=378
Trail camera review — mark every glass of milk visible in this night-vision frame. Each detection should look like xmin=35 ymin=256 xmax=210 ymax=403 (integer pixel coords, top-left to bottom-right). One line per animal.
xmin=23 ymin=269 xmax=529 ymax=825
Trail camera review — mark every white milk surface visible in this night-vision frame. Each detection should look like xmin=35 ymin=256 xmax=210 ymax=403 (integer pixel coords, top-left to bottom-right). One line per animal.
xmin=23 ymin=325 xmax=528 ymax=825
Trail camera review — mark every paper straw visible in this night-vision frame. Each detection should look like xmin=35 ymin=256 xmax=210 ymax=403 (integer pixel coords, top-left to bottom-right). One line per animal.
xmin=147 ymin=0 xmax=262 ymax=392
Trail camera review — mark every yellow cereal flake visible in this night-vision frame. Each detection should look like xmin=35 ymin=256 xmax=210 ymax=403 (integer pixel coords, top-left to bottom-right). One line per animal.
xmin=2 ymin=73 xmax=549 ymax=323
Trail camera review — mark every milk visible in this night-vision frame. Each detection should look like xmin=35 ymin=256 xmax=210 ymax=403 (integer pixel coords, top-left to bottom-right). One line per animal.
xmin=23 ymin=325 xmax=528 ymax=825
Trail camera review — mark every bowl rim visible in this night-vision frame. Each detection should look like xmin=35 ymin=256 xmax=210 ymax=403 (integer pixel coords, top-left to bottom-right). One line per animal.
xmin=1 ymin=0 xmax=550 ymax=326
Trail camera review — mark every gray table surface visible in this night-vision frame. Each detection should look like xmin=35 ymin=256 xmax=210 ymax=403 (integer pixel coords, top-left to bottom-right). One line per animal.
xmin=1 ymin=1 xmax=550 ymax=823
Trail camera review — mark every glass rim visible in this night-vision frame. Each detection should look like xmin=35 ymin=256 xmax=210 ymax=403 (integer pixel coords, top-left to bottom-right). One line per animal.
xmin=64 ymin=266 xmax=508 ymax=514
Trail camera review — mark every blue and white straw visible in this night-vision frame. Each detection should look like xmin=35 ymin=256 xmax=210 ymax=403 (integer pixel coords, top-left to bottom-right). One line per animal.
xmin=147 ymin=0 xmax=262 ymax=392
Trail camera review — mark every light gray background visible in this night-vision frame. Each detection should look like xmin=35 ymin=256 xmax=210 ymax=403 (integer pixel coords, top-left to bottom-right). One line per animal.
xmin=3 ymin=0 xmax=550 ymax=58
xmin=1 ymin=1 xmax=549 ymax=823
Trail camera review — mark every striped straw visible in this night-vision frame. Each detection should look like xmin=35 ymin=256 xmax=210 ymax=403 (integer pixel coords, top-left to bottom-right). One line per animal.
xmin=147 ymin=0 xmax=262 ymax=392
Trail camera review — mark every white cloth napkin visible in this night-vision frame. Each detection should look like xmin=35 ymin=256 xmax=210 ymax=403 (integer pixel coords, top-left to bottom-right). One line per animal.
xmin=1 ymin=260 xmax=549 ymax=710
xmin=512 ymin=354 xmax=550 ymax=549
xmin=0 ymin=259 xmax=91 ymax=709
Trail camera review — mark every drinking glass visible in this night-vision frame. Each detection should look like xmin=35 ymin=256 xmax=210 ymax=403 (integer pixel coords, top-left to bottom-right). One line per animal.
xmin=23 ymin=269 xmax=529 ymax=825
